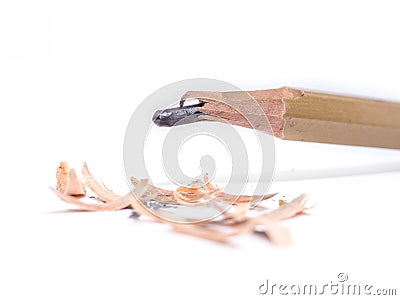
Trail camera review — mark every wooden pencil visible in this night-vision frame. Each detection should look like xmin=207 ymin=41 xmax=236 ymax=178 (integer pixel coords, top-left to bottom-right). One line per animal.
xmin=178 ymin=87 xmax=400 ymax=149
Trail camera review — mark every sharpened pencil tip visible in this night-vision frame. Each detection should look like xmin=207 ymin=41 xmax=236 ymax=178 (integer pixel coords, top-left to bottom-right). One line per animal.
xmin=152 ymin=104 xmax=205 ymax=127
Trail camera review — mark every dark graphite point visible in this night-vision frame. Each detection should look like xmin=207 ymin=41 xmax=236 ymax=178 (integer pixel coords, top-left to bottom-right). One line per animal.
xmin=152 ymin=103 xmax=205 ymax=127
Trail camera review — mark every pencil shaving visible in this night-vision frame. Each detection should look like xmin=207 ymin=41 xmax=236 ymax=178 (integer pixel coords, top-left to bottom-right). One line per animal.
xmin=263 ymin=226 xmax=292 ymax=246
xmin=54 ymin=162 xmax=312 ymax=245
xmin=54 ymin=190 xmax=133 ymax=211
xmin=82 ymin=162 xmax=120 ymax=202
xmin=56 ymin=162 xmax=85 ymax=196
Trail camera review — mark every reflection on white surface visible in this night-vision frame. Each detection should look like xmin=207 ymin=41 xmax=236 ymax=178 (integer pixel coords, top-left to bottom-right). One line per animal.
xmin=144 ymin=122 xmax=400 ymax=186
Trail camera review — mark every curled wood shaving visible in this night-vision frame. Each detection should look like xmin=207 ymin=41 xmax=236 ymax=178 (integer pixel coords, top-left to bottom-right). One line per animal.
xmin=173 ymin=188 xmax=223 ymax=204
xmin=56 ymin=162 xmax=85 ymax=196
xmin=54 ymin=162 xmax=313 ymax=245
xmin=232 ymin=193 xmax=309 ymax=236
xmin=216 ymin=192 xmax=277 ymax=205
xmin=82 ymin=162 xmax=120 ymax=202
xmin=130 ymin=176 xmax=175 ymax=204
xmin=175 ymin=193 xmax=310 ymax=243
xmin=131 ymin=174 xmax=277 ymax=206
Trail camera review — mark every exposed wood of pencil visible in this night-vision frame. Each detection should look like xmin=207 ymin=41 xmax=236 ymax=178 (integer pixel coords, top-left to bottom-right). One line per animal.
xmin=181 ymin=87 xmax=400 ymax=149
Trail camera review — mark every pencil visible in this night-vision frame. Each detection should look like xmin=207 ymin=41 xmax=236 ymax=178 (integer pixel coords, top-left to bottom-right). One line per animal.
xmin=153 ymin=87 xmax=400 ymax=149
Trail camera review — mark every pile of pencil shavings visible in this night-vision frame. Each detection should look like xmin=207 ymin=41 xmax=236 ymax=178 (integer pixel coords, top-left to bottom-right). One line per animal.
xmin=54 ymin=162 xmax=313 ymax=245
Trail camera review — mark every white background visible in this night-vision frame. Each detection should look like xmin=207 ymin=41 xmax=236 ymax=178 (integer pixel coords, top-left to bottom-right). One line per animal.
xmin=1 ymin=0 xmax=400 ymax=299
